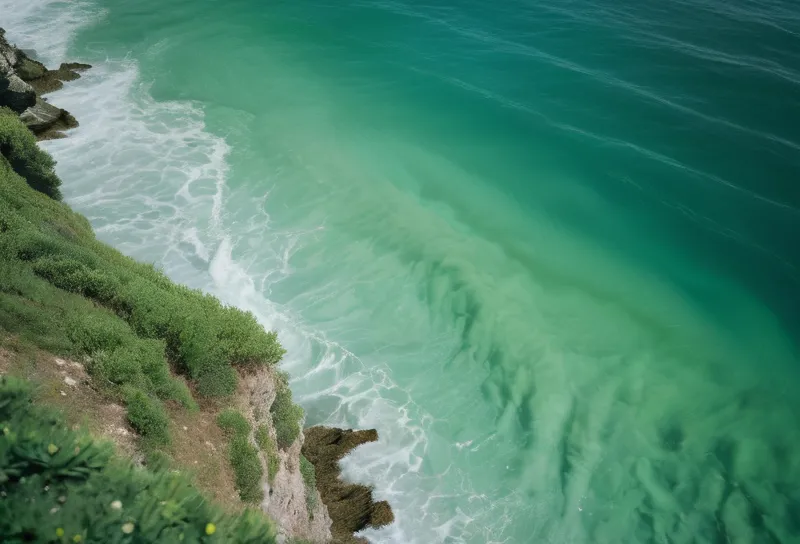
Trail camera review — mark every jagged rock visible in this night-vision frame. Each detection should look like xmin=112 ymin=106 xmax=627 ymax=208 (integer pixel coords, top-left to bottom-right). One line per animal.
xmin=14 ymin=51 xmax=47 ymax=81
xmin=20 ymin=97 xmax=78 ymax=139
xmin=1 ymin=30 xmax=36 ymax=112
xmin=302 ymin=427 xmax=395 ymax=544
xmin=27 ymin=62 xmax=92 ymax=95
xmin=0 ymin=73 xmax=36 ymax=112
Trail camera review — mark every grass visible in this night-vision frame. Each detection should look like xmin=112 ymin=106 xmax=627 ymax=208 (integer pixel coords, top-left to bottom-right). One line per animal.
xmin=0 ymin=106 xmax=61 ymax=199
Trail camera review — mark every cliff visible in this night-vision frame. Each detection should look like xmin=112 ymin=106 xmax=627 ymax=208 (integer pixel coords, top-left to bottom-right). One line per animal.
xmin=0 ymin=25 xmax=392 ymax=543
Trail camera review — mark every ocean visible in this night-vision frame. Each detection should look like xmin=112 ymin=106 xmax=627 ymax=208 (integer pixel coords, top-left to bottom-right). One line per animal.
xmin=2 ymin=0 xmax=800 ymax=541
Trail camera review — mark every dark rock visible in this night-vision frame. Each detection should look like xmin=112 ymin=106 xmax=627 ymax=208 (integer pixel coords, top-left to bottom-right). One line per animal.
xmin=302 ymin=427 xmax=394 ymax=544
xmin=27 ymin=62 xmax=92 ymax=95
xmin=20 ymin=97 xmax=78 ymax=139
xmin=14 ymin=52 xmax=47 ymax=81
xmin=0 ymin=73 xmax=36 ymax=113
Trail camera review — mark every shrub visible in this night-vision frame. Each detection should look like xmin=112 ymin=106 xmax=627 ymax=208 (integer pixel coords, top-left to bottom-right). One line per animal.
xmin=229 ymin=435 xmax=264 ymax=504
xmin=0 ymin=107 xmax=61 ymax=199
xmin=217 ymin=409 xmax=251 ymax=438
xmin=271 ymin=385 xmax=304 ymax=449
xmin=0 ymin=375 xmax=276 ymax=542
xmin=299 ymin=454 xmax=317 ymax=511
xmin=67 ymin=310 xmax=133 ymax=355
xmin=255 ymin=424 xmax=280 ymax=483
xmin=124 ymin=386 xmax=170 ymax=447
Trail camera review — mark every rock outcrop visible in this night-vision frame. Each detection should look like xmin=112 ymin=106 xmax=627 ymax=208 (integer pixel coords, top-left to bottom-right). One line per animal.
xmin=303 ymin=427 xmax=395 ymax=544
xmin=238 ymin=368 xmax=333 ymax=543
xmin=0 ymin=27 xmax=88 ymax=138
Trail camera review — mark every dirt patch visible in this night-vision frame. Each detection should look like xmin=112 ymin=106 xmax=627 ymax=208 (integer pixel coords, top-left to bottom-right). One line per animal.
xmin=302 ymin=426 xmax=395 ymax=544
xmin=166 ymin=401 xmax=242 ymax=513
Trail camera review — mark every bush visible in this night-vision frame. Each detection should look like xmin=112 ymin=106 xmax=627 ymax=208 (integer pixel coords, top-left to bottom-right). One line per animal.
xmin=0 ymin=375 xmax=276 ymax=543
xmin=217 ymin=409 xmax=251 ymax=438
xmin=299 ymin=454 xmax=317 ymax=511
xmin=255 ymin=424 xmax=280 ymax=483
xmin=67 ymin=310 xmax=133 ymax=355
xmin=124 ymin=387 xmax=170 ymax=447
xmin=271 ymin=385 xmax=304 ymax=449
xmin=0 ymin=107 xmax=61 ymax=199
xmin=229 ymin=435 xmax=264 ymax=504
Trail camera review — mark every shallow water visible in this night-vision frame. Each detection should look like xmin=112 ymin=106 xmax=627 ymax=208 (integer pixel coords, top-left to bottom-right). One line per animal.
xmin=3 ymin=0 xmax=800 ymax=541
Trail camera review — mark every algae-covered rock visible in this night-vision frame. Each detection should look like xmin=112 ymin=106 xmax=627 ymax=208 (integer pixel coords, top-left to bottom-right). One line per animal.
xmin=302 ymin=426 xmax=394 ymax=544
xmin=14 ymin=51 xmax=47 ymax=81
xmin=23 ymin=61 xmax=93 ymax=95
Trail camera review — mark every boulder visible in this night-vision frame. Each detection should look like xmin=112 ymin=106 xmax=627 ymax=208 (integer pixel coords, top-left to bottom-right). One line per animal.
xmin=20 ymin=97 xmax=78 ymax=139
xmin=0 ymin=73 xmax=36 ymax=113
xmin=14 ymin=51 xmax=47 ymax=81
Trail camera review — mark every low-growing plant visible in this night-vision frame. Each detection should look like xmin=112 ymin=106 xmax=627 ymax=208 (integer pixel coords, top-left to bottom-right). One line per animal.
xmin=217 ymin=409 xmax=251 ymax=438
xmin=0 ymin=375 xmax=276 ymax=542
xmin=0 ymin=106 xmax=61 ymax=199
xmin=256 ymin=424 xmax=280 ymax=483
xmin=271 ymin=385 xmax=304 ymax=449
xmin=124 ymin=386 xmax=170 ymax=447
xmin=229 ymin=435 xmax=264 ymax=504
xmin=299 ymin=454 xmax=317 ymax=512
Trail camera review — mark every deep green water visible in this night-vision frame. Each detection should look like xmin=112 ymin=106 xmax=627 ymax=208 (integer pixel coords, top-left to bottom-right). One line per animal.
xmin=4 ymin=0 xmax=800 ymax=541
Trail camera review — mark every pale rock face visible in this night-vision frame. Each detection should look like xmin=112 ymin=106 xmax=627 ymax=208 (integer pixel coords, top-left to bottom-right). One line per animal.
xmin=238 ymin=368 xmax=332 ymax=544
xmin=20 ymin=97 xmax=63 ymax=132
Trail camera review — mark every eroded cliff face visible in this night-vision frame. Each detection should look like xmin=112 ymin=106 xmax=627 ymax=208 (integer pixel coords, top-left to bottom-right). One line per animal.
xmin=0 ymin=28 xmax=88 ymax=139
xmin=237 ymin=368 xmax=333 ymax=543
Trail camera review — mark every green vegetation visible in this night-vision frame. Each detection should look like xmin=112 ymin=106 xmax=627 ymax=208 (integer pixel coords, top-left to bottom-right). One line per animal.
xmin=216 ymin=409 xmax=264 ymax=504
xmin=0 ymin=107 xmax=61 ymax=199
xmin=299 ymin=454 xmax=317 ymax=512
xmin=124 ymin=386 xmax=170 ymax=447
xmin=0 ymin=375 xmax=276 ymax=543
xmin=255 ymin=423 xmax=280 ymax=483
xmin=229 ymin=435 xmax=265 ymax=504
xmin=270 ymin=382 xmax=304 ymax=450
xmin=0 ymin=108 xmax=288 ymax=451
xmin=218 ymin=409 xmax=252 ymax=438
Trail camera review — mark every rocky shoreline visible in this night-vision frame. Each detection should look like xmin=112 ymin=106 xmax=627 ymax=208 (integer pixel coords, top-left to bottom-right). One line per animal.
xmin=2 ymin=25 xmax=394 ymax=543
xmin=0 ymin=28 xmax=89 ymax=139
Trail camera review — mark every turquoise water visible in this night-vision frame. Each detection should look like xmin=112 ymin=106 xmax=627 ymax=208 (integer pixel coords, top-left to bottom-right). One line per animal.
xmin=4 ymin=0 xmax=800 ymax=541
